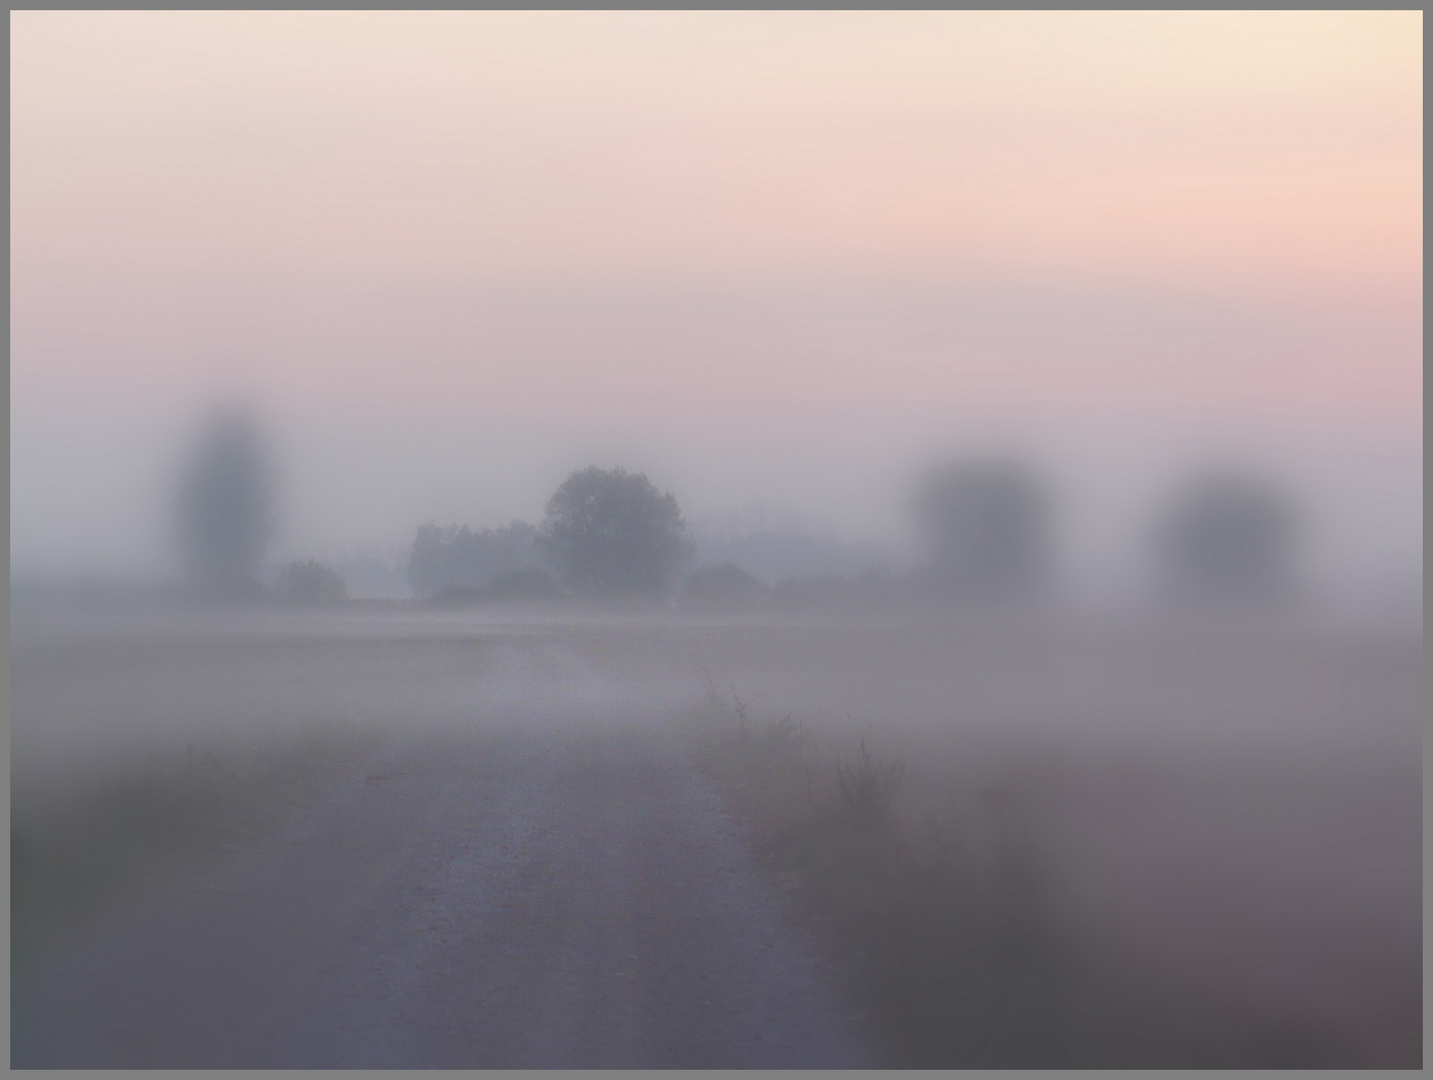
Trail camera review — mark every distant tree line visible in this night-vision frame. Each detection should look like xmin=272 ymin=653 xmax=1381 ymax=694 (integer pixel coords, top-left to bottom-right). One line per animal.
xmin=408 ymin=520 xmax=545 ymax=599
xmin=175 ymin=406 xmax=1301 ymax=610
xmin=678 ymin=458 xmax=1299 ymax=612
xmin=408 ymin=466 xmax=693 ymax=603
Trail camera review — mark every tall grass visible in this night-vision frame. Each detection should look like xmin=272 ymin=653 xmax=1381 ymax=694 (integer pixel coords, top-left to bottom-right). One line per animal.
xmin=685 ymin=681 xmax=1228 ymax=1068
xmin=832 ymin=734 xmax=905 ymax=828
xmin=12 ymin=726 xmax=380 ymax=979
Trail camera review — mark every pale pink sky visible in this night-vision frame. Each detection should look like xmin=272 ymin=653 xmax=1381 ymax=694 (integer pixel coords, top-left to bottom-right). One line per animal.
xmin=13 ymin=12 xmax=1422 ymax=413
xmin=9 ymin=11 xmax=1423 ymax=576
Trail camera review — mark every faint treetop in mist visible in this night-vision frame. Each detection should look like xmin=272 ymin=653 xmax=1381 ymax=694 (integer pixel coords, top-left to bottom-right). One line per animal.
xmin=540 ymin=466 xmax=694 ymax=600
xmin=407 ymin=520 xmax=543 ymax=599
xmin=174 ymin=405 xmax=274 ymax=599
xmin=911 ymin=457 xmax=1052 ymax=604
xmin=275 ymin=559 xmax=347 ymax=605
xmin=1153 ymin=469 xmax=1299 ymax=606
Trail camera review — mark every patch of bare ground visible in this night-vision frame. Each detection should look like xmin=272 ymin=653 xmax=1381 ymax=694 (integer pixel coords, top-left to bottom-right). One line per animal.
xmin=682 ymin=676 xmax=1318 ymax=1069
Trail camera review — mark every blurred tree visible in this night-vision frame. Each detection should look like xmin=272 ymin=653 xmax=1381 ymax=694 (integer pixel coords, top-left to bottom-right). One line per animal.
xmin=540 ymin=466 xmax=694 ymax=598
xmin=911 ymin=458 xmax=1052 ymax=603
xmin=275 ymin=559 xmax=347 ymax=604
xmin=407 ymin=520 xmax=542 ymax=599
xmin=1153 ymin=469 xmax=1298 ymax=605
xmin=175 ymin=406 xmax=274 ymax=599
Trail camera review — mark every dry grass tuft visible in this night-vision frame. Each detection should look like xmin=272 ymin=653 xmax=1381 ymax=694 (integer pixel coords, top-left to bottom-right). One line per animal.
xmin=832 ymin=734 xmax=905 ymax=828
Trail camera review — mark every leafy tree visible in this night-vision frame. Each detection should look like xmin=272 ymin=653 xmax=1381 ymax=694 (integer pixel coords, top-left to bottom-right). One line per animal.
xmin=175 ymin=406 xmax=274 ymax=598
xmin=540 ymin=466 xmax=694 ymax=598
xmin=1153 ymin=469 xmax=1297 ymax=605
xmin=275 ymin=560 xmax=347 ymax=604
xmin=911 ymin=457 xmax=1051 ymax=603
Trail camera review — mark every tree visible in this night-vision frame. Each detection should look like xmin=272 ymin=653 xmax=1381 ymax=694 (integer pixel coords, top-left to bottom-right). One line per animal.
xmin=911 ymin=457 xmax=1051 ymax=603
xmin=1153 ymin=469 xmax=1297 ymax=605
xmin=275 ymin=559 xmax=347 ymax=604
xmin=407 ymin=520 xmax=542 ymax=598
xmin=175 ymin=406 xmax=274 ymax=598
xmin=540 ymin=466 xmax=694 ymax=599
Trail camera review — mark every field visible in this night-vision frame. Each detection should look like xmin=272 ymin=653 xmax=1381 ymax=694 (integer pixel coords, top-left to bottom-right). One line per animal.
xmin=10 ymin=602 xmax=1422 ymax=1067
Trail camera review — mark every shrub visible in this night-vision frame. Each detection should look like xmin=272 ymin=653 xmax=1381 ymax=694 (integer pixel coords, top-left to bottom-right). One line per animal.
xmin=274 ymin=560 xmax=347 ymax=604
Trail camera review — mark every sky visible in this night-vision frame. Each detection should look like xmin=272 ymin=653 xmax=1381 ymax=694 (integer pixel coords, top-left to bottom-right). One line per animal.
xmin=9 ymin=11 xmax=1423 ymax=595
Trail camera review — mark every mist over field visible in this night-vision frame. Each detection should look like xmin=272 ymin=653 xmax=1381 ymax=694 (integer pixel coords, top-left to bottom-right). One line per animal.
xmin=10 ymin=318 xmax=1423 ymax=614
xmin=11 ymin=602 xmax=1422 ymax=1065
xmin=10 ymin=10 xmax=1421 ymax=1069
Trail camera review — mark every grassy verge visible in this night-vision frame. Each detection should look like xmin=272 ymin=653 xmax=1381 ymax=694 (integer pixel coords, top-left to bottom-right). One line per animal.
xmin=684 ymin=676 xmax=1227 ymax=1068
xmin=11 ymin=725 xmax=383 ymax=980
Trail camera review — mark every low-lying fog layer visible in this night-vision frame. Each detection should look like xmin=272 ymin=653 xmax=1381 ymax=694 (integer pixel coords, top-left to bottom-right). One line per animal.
xmin=11 ymin=602 xmax=1421 ymax=1062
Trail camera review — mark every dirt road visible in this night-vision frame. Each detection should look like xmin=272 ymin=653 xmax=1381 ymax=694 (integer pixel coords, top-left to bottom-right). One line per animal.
xmin=12 ymin=715 xmax=877 ymax=1068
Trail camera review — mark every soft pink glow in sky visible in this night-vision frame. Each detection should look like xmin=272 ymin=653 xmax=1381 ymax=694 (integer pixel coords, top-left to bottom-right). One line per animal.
xmin=9 ymin=12 xmax=1422 ymax=575
xmin=13 ymin=11 xmax=1421 ymax=419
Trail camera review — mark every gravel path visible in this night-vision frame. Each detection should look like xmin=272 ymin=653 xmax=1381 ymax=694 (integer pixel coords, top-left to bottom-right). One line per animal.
xmin=12 ymin=716 xmax=877 ymax=1068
